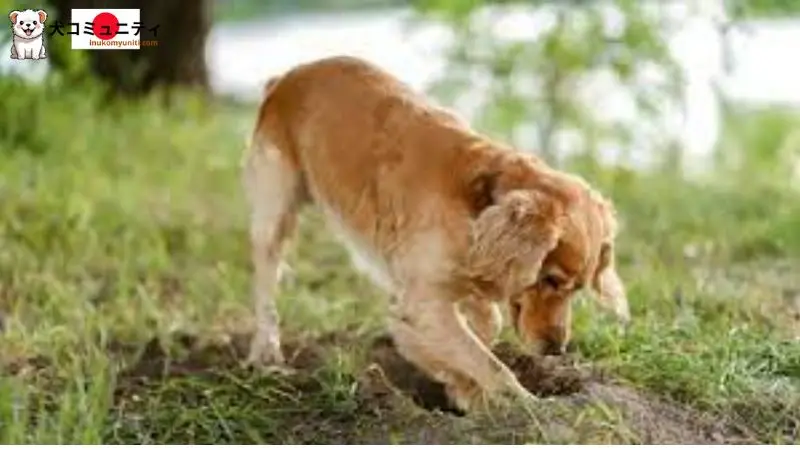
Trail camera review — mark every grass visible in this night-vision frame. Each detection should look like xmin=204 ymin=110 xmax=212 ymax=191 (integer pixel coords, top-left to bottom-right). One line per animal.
xmin=0 ymin=73 xmax=799 ymax=444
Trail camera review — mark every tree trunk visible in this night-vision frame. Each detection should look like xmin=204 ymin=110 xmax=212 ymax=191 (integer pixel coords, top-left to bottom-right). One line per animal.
xmin=48 ymin=0 xmax=210 ymax=96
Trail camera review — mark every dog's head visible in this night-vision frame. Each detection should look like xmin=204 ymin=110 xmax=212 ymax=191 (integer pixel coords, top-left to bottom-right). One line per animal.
xmin=466 ymin=154 xmax=628 ymax=356
xmin=9 ymin=9 xmax=46 ymax=39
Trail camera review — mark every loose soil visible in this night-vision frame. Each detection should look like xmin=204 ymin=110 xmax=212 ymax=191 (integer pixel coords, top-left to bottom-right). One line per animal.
xmin=99 ymin=331 xmax=761 ymax=444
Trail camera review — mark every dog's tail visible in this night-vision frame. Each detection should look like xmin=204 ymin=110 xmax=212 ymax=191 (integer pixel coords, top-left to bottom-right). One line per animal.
xmin=243 ymin=76 xmax=282 ymax=164
xmin=244 ymin=73 xmax=293 ymax=166
xmin=246 ymin=74 xmax=283 ymax=152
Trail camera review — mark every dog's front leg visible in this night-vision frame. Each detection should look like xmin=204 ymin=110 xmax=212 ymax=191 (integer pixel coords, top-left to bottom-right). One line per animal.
xmin=12 ymin=43 xmax=26 ymax=60
xmin=459 ymin=298 xmax=503 ymax=346
xmin=389 ymin=289 xmax=533 ymax=411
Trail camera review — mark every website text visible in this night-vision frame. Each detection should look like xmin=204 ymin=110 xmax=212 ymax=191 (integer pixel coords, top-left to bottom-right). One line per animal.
xmin=88 ymin=39 xmax=158 ymax=47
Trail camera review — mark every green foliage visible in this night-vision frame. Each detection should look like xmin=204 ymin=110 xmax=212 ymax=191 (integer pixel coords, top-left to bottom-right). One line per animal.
xmin=412 ymin=0 xmax=800 ymax=170
xmin=715 ymin=103 xmax=800 ymax=184
xmin=727 ymin=0 xmax=800 ymax=19
xmin=213 ymin=0 xmax=409 ymax=22
xmin=0 ymin=0 xmax=12 ymax=52
xmin=0 ymin=77 xmax=50 ymax=155
xmin=0 ymin=75 xmax=102 ymax=156
xmin=412 ymin=0 xmax=684 ymax=166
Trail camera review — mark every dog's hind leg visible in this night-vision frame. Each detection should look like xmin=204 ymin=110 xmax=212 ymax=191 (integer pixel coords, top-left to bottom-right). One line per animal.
xmin=242 ymin=135 xmax=302 ymax=370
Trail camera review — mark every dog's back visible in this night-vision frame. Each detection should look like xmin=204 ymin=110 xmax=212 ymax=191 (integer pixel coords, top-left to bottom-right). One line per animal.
xmin=251 ymin=56 xmax=491 ymax=286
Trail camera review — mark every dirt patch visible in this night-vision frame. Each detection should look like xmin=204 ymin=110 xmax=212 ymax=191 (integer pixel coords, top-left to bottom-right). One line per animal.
xmin=577 ymin=382 xmax=757 ymax=444
xmin=494 ymin=341 xmax=590 ymax=396
xmin=114 ymin=331 xmax=333 ymax=376
xmin=365 ymin=336 xmax=589 ymax=414
xmin=107 ymin=331 xmax=759 ymax=444
xmin=364 ymin=335 xmax=459 ymax=413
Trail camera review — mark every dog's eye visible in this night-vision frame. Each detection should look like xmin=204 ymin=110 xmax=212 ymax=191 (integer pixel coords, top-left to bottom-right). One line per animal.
xmin=540 ymin=274 xmax=562 ymax=290
xmin=19 ymin=21 xmax=24 ymax=25
xmin=33 ymin=21 xmax=37 ymax=25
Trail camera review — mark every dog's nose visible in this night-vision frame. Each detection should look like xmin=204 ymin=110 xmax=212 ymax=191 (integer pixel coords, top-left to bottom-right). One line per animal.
xmin=537 ymin=326 xmax=567 ymax=356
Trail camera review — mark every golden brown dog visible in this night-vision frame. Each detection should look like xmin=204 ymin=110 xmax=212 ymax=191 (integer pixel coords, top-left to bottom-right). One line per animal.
xmin=242 ymin=56 xmax=629 ymax=411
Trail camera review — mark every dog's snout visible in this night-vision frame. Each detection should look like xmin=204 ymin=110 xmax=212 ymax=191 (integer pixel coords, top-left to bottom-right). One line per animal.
xmin=536 ymin=326 xmax=567 ymax=356
xmin=540 ymin=338 xmax=566 ymax=356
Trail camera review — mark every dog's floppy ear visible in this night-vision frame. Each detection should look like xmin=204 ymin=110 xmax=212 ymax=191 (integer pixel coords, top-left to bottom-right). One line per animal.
xmin=9 ymin=11 xmax=19 ymax=24
xmin=466 ymin=171 xmax=566 ymax=295
xmin=37 ymin=10 xmax=47 ymax=23
xmin=590 ymin=201 xmax=630 ymax=322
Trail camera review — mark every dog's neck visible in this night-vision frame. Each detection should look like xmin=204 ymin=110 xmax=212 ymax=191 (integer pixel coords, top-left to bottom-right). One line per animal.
xmin=13 ymin=33 xmax=39 ymax=42
xmin=459 ymin=138 xmax=582 ymax=214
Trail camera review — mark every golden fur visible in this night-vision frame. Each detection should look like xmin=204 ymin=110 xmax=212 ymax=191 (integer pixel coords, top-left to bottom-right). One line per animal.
xmin=242 ymin=56 xmax=629 ymax=411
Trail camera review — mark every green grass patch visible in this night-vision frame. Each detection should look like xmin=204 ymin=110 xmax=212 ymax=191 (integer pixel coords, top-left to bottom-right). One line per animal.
xmin=0 ymin=74 xmax=798 ymax=443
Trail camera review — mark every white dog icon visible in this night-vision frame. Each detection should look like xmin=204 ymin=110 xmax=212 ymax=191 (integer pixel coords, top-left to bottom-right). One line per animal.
xmin=9 ymin=9 xmax=47 ymax=60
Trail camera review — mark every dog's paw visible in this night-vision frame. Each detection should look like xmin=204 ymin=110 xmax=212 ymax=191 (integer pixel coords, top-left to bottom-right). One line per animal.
xmin=245 ymin=347 xmax=285 ymax=366
xmin=246 ymin=360 xmax=296 ymax=377
xmin=446 ymin=380 xmax=484 ymax=413
xmin=245 ymin=337 xmax=295 ymax=375
xmin=244 ymin=353 xmax=296 ymax=376
xmin=447 ymin=383 xmax=538 ymax=414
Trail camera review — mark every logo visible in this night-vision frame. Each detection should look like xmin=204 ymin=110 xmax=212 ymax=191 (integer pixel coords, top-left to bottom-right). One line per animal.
xmin=8 ymin=9 xmax=48 ymax=60
xmin=69 ymin=9 xmax=144 ymax=50
xmin=8 ymin=7 xmax=159 ymax=59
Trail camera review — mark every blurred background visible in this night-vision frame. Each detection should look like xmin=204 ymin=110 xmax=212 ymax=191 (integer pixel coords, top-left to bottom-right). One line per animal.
xmin=0 ymin=0 xmax=799 ymax=444
xmin=4 ymin=0 xmax=800 ymax=176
